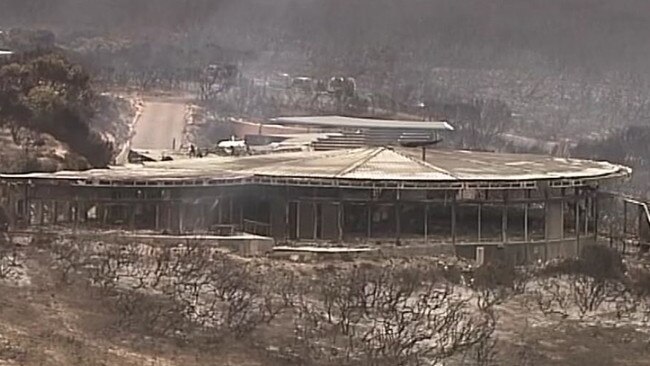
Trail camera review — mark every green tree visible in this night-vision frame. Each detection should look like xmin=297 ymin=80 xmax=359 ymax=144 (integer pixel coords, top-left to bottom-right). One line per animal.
xmin=0 ymin=49 xmax=112 ymax=168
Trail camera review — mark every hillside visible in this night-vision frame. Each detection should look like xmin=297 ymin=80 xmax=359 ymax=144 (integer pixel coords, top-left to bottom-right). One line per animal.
xmin=0 ymin=235 xmax=649 ymax=365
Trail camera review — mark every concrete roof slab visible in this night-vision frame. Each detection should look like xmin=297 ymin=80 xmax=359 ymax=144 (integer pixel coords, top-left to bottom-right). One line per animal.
xmin=0 ymin=147 xmax=630 ymax=187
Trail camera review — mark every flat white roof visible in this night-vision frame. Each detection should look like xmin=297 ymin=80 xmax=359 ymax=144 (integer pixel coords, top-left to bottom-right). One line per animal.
xmin=270 ymin=115 xmax=454 ymax=131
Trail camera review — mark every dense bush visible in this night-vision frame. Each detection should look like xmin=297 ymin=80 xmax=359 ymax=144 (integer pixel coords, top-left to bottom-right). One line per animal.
xmin=540 ymin=245 xmax=626 ymax=281
xmin=0 ymin=47 xmax=113 ymax=168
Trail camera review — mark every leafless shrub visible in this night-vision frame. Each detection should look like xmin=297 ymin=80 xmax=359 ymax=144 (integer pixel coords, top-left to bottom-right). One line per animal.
xmin=291 ymin=263 xmax=495 ymax=366
xmin=533 ymin=276 xmax=572 ymax=318
xmin=471 ymin=261 xmax=531 ymax=308
xmin=533 ymin=272 xmax=630 ymax=319
xmin=43 ymin=239 xmax=499 ymax=365
xmin=185 ymin=258 xmax=262 ymax=337
xmin=192 ymin=253 xmax=295 ymax=338
xmin=88 ymin=245 xmax=126 ymax=292
xmin=532 ymin=245 xmax=629 ymax=319
xmin=0 ymin=235 xmax=20 ymax=280
xmin=48 ymin=239 xmax=87 ymax=285
xmin=113 ymin=289 xmax=187 ymax=336
xmin=66 ymin=240 xmax=295 ymax=341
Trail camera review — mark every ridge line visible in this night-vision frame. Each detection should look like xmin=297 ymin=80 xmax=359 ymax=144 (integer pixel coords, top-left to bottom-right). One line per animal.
xmin=391 ymin=147 xmax=458 ymax=179
xmin=335 ymin=146 xmax=386 ymax=177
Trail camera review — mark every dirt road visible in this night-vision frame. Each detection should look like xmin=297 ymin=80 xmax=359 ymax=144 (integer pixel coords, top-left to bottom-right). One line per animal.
xmin=131 ymin=99 xmax=186 ymax=150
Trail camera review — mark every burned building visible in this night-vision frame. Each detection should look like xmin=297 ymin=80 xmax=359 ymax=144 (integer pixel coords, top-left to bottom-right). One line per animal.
xmin=0 ymin=143 xmax=630 ymax=264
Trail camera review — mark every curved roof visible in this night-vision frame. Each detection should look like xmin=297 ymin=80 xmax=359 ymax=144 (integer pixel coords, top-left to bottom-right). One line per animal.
xmin=1 ymin=147 xmax=631 ymax=189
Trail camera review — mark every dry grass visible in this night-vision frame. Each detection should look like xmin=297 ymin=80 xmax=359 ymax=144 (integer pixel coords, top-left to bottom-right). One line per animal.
xmin=0 ymin=248 xmax=277 ymax=366
xmin=0 ymin=244 xmax=649 ymax=365
xmin=493 ymin=298 xmax=650 ymax=366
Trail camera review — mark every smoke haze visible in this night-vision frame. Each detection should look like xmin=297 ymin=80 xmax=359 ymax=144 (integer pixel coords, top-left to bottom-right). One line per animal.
xmin=3 ymin=0 xmax=650 ymax=75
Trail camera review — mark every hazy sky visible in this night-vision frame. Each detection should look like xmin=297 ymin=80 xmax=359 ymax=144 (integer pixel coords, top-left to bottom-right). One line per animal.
xmin=3 ymin=0 xmax=650 ymax=74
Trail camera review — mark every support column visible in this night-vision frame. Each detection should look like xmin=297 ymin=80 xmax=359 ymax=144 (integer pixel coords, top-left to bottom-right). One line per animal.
xmin=396 ymin=189 xmax=402 ymax=244
xmin=312 ymin=202 xmax=318 ymax=240
xmin=395 ymin=203 xmax=401 ymax=244
xmin=477 ymin=203 xmax=482 ymax=242
xmin=178 ymin=203 xmax=185 ymax=234
xmin=296 ymin=202 xmax=301 ymax=239
xmin=524 ymin=203 xmax=529 ymax=242
xmin=318 ymin=201 xmax=337 ymax=240
xmin=623 ymin=200 xmax=628 ymax=240
xmin=52 ymin=201 xmax=58 ymax=224
xmin=229 ymin=198 xmax=234 ymax=224
xmin=72 ymin=202 xmax=79 ymax=231
xmin=451 ymin=195 xmax=457 ymax=246
xmin=639 ymin=203 xmax=650 ymax=247
xmin=543 ymin=201 xmax=549 ymax=260
xmin=101 ymin=204 xmax=109 ymax=226
xmin=366 ymin=203 xmax=372 ymax=239
xmin=298 ymin=201 xmax=315 ymax=240
xmin=66 ymin=202 xmax=73 ymax=223
xmin=525 ymin=190 xmax=530 ymax=242
xmin=154 ymin=203 xmax=160 ymax=230
xmin=270 ymin=197 xmax=287 ymax=240
xmin=79 ymin=202 xmax=87 ymax=223
xmin=38 ymin=201 xmax=45 ymax=225
xmin=544 ymin=200 xmax=564 ymax=260
xmin=337 ymin=203 xmax=344 ymax=242
xmin=199 ymin=203 xmax=206 ymax=232
xmin=594 ymin=193 xmax=599 ymax=241
xmin=217 ymin=197 xmax=223 ymax=224
xmin=238 ymin=200 xmax=244 ymax=228
xmin=424 ymin=203 xmax=429 ymax=244
xmin=23 ymin=183 xmax=31 ymax=226
xmin=524 ymin=198 xmax=530 ymax=263
xmin=575 ymin=198 xmax=581 ymax=256
xmin=546 ymin=200 xmax=564 ymax=239
xmin=284 ymin=201 xmax=290 ymax=241
xmin=502 ymin=202 xmax=508 ymax=244
xmin=584 ymin=196 xmax=589 ymax=236
xmin=284 ymin=189 xmax=290 ymax=241
xmin=166 ymin=203 xmax=172 ymax=231
xmin=130 ymin=204 xmax=136 ymax=232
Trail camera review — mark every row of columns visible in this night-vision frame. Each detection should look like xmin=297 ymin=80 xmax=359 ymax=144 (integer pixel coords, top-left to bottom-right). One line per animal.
xmin=25 ymin=200 xmax=191 ymax=233
xmin=30 ymin=200 xmax=81 ymax=226
xmin=19 ymin=189 xmax=594 ymax=248
xmin=273 ymin=195 xmax=592 ymax=246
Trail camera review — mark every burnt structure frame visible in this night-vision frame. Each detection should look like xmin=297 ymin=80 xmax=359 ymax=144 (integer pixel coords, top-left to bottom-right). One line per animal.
xmin=2 ymin=176 xmax=602 ymax=264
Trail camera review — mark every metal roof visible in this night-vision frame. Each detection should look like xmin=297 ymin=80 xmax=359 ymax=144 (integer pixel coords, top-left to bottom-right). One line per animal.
xmin=269 ymin=115 xmax=454 ymax=131
xmin=0 ymin=147 xmax=630 ymax=189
